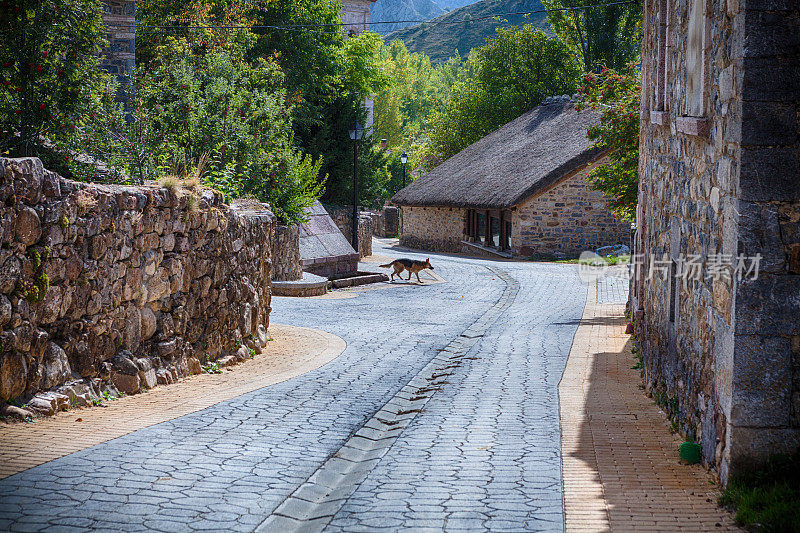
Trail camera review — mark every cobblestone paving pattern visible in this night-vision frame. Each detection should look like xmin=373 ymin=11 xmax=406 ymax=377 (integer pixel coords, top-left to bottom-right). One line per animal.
xmin=0 ymin=241 xmax=587 ymax=532
xmin=595 ymin=266 xmax=629 ymax=305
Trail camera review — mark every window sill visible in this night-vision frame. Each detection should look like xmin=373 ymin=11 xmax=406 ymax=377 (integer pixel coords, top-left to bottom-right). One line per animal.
xmin=676 ymin=116 xmax=710 ymax=137
xmin=650 ymin=110 xmax=669 ymax=126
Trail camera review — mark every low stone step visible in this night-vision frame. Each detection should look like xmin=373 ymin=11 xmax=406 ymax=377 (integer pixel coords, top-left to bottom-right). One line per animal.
xmin=272 ymin=272 xmax=330 ymax=297
xmin=329 ymin=272 xmax=388 ymax=289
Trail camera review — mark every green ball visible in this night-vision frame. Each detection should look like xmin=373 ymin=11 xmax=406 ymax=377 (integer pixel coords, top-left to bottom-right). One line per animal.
xmin=680 ymin=441 xmax=702 ymax=464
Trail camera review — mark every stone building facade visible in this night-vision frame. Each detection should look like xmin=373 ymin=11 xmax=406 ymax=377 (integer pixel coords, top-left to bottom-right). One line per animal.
xmin=633 ymin=0 xmax=800 ymax=481
xmin=401 ymin=206 xmax=466 ymax=253
xmin=100 ymin=1 xmax=135 ymax=94
xmin=0 ymin=158 xmax=276 ymax=414
xmin=340 ymin=0 xmax=374 ymax=34
xmin=511 ymin=157 xmax=631 ymax=257
xmin=398 ymin=162 xmax=630 ymax=258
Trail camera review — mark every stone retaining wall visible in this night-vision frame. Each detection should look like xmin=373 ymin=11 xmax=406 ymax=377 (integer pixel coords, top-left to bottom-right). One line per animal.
xmin=272 ymin=224 xmax=302 ymax=282
xmin=0 ymin=158 xmax=276 ymax=415
xmin=361 ymin=206 xmax=399 ymax=238
xmin=327 ymin=207 xmax=373 ymax=258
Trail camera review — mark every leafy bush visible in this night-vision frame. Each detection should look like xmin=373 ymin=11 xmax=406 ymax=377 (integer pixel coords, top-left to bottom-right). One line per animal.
xmin=85 ymin=40 xmax=323 ymax=223
xmin=0 ymin=0 xmax=108 ymax=175
xmin=576 ymin=64 xmax=640 ymax=221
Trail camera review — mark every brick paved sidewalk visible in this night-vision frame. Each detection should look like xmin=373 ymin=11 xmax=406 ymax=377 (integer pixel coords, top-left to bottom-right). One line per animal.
xmin=560 ymin=281 xmax=740 ymax=531
xmin=0 ymin=324 xmax=345 ymax=480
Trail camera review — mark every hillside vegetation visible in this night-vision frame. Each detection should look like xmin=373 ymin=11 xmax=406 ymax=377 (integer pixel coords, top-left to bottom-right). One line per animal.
xmin=385 ymin=0 xmax=550 ymax=63
xmin=370 ymin=0 xmax=446 ymax=35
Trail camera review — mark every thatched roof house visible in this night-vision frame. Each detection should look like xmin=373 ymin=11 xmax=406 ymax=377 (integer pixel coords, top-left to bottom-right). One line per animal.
xmin=391 ymin=99 xmax=629 ymax=258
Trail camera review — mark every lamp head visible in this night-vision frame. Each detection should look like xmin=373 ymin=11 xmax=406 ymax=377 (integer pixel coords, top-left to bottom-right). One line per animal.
xmin=400 ymin=151 xmax=408 ymax=164
xmin=349 ymin=122 xmax=364 ymax=140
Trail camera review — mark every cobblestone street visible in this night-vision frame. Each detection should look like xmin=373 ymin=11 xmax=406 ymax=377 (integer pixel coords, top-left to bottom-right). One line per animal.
xmin=1 ymin=239 xmax=736 ymax=532
xmin=0 ymin=239 xmax=589 ymax=531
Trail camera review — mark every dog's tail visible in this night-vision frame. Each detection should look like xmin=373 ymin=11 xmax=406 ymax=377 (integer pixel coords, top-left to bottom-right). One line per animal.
xmin=378 ymin=261 xmax=396 ymax=268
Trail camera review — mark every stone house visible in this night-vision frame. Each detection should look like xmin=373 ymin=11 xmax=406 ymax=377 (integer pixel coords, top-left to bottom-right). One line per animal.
xmin=100 ymin=1 xmax=135 ymax=96
xmin=392 ymin=100 xmax=630 ymax=258
xmin=633 ymin=0 xmax=799 ymax=481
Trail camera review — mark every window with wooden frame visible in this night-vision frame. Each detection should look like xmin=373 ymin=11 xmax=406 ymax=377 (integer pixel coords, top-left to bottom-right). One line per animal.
xmin=465 ymin=209 xmax=511 ymax=251
xmin=676 ymin=0 xmax=711 ymax=136
xmin=650 ymin=0 xmax=670 ymax=125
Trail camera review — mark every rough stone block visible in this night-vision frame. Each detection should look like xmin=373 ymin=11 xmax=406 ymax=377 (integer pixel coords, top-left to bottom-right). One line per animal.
xmin=731 ymin=335 xmax=792 ymax=427
xmin=111 ymin=371 xmax=140 ymax=394
xmin=40 ymin=342 xmax=72 ymax=390
xmin=138 ymin=368 xmax=157 ymax=389
xmin=735 ymin=277 xmax=800 ymax=336
xmin=741 ymin=101 xmax=798 ymax=146
xmin=727 ymin=426 xmax=800 ymax=479
xmin=742 ymin=11 xmax=800 ymax=59
xmin=0 ymin=351 xmax=27 ymax=400
xmin=737 ymin=202 xmax=786 ymax=272
xmin=742 ymin=57 xmax=800 ymax=102
xmin=15 ymin=206 xmax=41 ymax=246
xmin=28 ymin=392 xmax=70 ymax=415
xmin=140 ymin=308 xmax=157 ymax=340
xmin=740 ymin=147 xmax=800 ymax=202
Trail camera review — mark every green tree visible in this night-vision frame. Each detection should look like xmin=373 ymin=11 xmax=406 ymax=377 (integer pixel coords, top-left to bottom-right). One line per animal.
xmin=139 ymin=43 xmax=323 ymax=222
xmin=136 ymin=0 xmax=260 ymax=64
xmin=422 ymin=25 xmax=580 ymax=167
xmin=373 ymin=40 xmax=460 ymax=153
xmin=83 ymin=36 xmax=323 ymax=222
xmin=576 ymin=65 xmax=640 ymax=221
xmin=249 ymin=1 xmax=394 ymax=206
xmin=542 ymin=0 xmax=642 ymax=72
xmin=0 ymin=0 xmax=107 ymax=173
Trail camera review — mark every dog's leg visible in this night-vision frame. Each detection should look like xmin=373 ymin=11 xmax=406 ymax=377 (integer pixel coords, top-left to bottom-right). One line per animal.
xmin=415 ymin=272 xmax=422 ymax=283
xmin=407 ymin=271 xmax=413 ymax=281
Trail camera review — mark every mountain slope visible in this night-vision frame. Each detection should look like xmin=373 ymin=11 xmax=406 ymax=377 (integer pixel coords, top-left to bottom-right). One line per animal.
xmin=435 ymin=0 xmax=481 ymax=9
xmin=370 ymin=0 xmax=446 ymax=35
xmin=386 ymin=0 xmax=550 ymax=63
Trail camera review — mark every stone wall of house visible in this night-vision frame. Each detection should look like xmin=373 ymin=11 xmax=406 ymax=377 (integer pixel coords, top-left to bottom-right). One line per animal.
xmin=272 ymin=224 xmax=302 ymax=282
xmin=728 ymin=0 xmax=800 ymax=476
xmin=511 ymin=160 xmax=630 ymax=258
xmin=0 ymin=158 xmax=276 ymax=416
xmin=635 ymin=0 xmax=741 ymax=481
xmin=634 ymin=0 xmax=799 ymax=481
xmin=100 ymin=1 xmax=135 ymax=94
xmin=399 ymin=206 xmax=465 ymax=253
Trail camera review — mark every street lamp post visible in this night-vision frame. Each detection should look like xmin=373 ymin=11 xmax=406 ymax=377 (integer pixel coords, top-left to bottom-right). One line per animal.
xmin=400 ymin=151 xmax=408 ymax=189
xmin=349 ymin=122 xmax=364 ymax=253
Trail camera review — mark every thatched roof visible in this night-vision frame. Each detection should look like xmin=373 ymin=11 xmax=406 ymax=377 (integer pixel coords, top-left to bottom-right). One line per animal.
xmin=392 ymin=100 xmax=604 ymax=209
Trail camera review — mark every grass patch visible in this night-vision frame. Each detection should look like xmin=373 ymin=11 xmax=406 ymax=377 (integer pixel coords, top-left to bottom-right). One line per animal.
xmin=538 ymin=254 xmax=631 ymax=265
xmin=719 ymin=453 xmax=800 ymax=532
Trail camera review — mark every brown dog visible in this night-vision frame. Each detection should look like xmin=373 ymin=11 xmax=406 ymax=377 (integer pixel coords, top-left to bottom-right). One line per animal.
xmin=379 ymin=258 xmax=435 ymax=283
